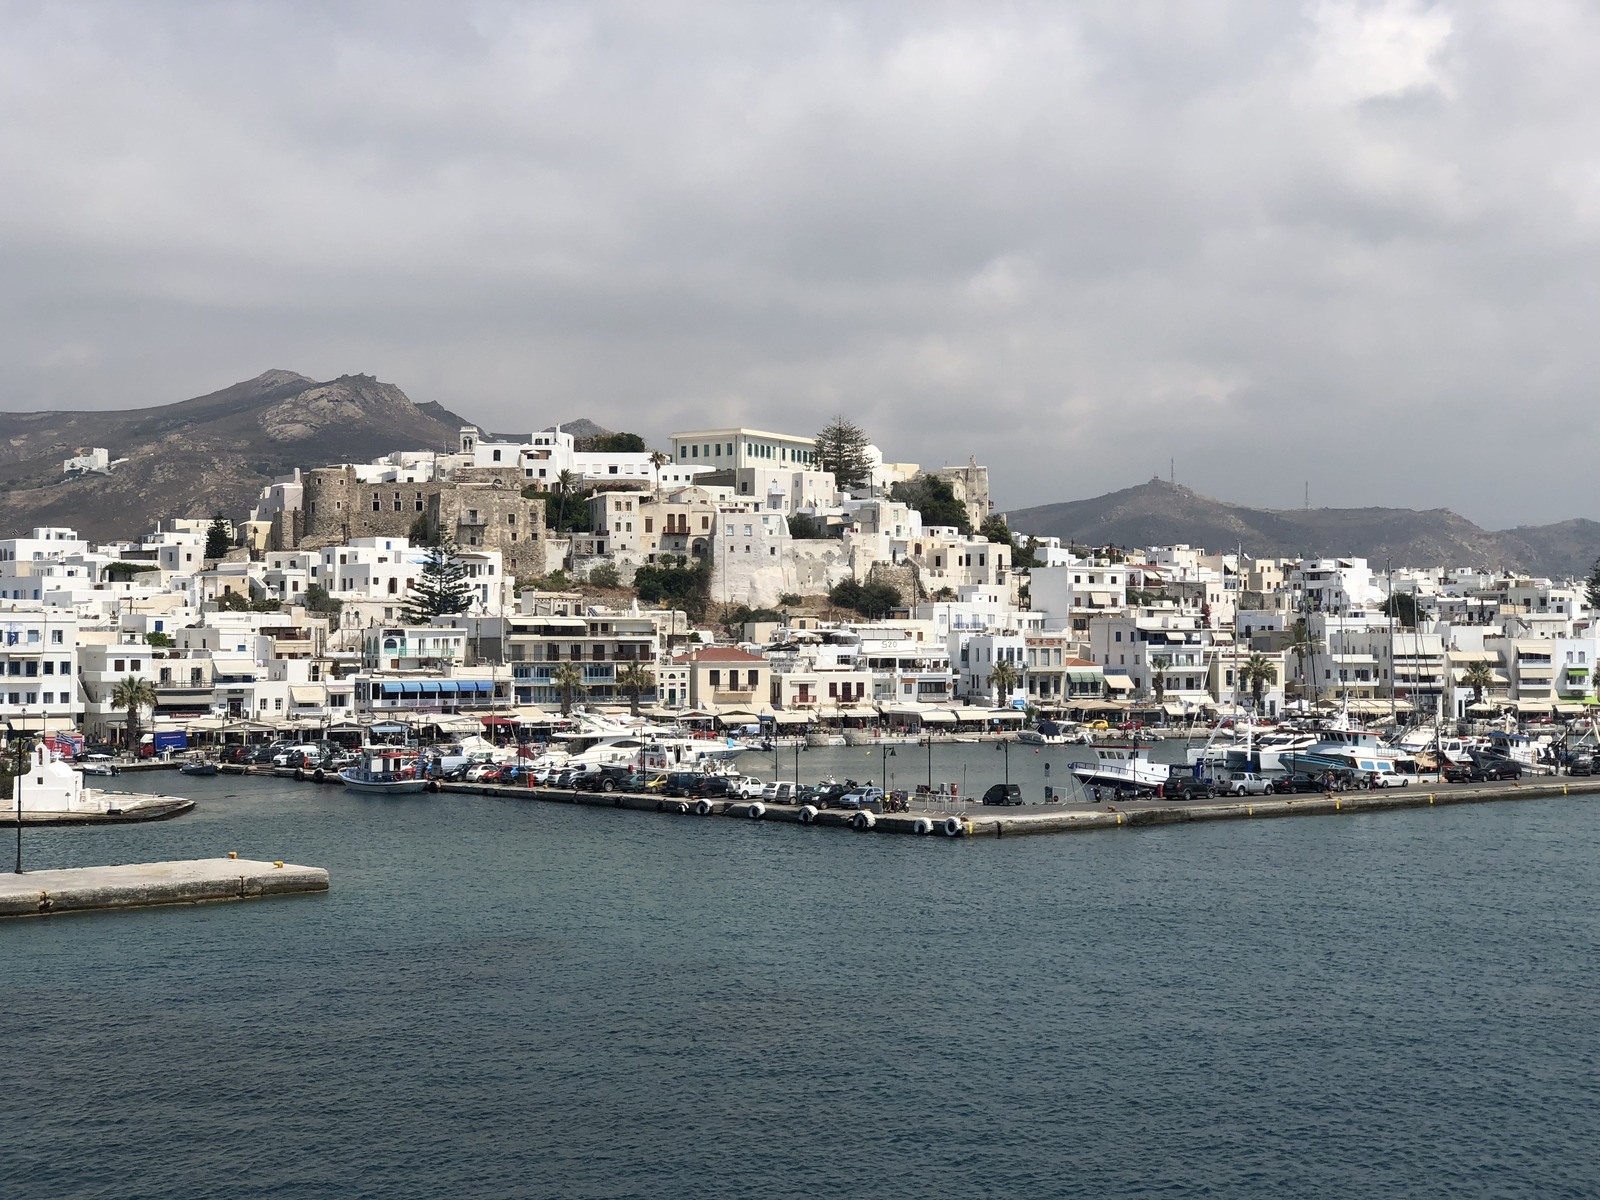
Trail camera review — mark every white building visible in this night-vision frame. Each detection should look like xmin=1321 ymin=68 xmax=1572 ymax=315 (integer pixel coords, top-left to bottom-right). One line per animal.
xmin=0 ymin=605 xmax=82 ymax=734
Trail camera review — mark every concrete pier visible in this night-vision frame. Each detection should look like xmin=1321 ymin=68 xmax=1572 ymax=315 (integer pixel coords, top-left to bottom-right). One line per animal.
xmin=0 ymin=857 xmax=329 ymax=918
xmin=429 ymin=774 xmax=1600 ymax=837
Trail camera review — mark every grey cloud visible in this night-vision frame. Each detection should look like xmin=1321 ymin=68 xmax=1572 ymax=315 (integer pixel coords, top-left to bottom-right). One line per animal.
xmin=1 ymin=1 xmax=1598 ymax=526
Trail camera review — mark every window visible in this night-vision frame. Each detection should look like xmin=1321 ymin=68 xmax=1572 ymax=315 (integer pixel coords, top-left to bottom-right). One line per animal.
xmin=51 ymin=629 xmax=63 ymax=644
xmin=42 ymin=661 xmax=53 ymax=675
xmin=114 ymin=659 xmax=125 ymax=672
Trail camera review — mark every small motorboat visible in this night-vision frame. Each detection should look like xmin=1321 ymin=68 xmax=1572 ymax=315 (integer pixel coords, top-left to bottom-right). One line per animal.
xmin=180 ymin=761 xmax=219 ymax=776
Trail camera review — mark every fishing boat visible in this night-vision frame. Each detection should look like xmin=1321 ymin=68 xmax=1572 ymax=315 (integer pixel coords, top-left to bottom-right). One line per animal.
xmin=180 ymin=760 xmax=219 ymax=776
xmin=339 ymin=746 xmax=427 ymax=794
xmin=1066 ymin=745 xmax=1170 ymax=792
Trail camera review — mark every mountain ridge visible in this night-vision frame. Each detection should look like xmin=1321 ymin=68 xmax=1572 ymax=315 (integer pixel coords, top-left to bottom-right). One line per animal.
xmin=1005 ymin=479 xmax=1600 ymax=580
xmin=0 ymin=371 xmax=477 ymax=541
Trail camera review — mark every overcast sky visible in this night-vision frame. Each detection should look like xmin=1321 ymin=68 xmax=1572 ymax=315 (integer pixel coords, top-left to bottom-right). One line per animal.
xmin=1 ymin=2 xmax=1596 ymax=527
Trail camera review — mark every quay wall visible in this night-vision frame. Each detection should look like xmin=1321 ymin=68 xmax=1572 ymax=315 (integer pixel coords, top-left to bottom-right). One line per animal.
xmin=0 ymin=857 xmax=329 ymax=919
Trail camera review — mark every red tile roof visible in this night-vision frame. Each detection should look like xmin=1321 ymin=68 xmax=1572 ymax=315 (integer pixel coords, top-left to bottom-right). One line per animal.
xmin=672 ymin=646 xmax=766 ymax=665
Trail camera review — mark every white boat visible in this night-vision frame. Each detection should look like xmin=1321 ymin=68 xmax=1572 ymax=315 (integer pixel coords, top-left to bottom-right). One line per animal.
xmin=339 ymin=747 xmax=427 ymax=794
xmin=1067 ymin=745 xmax=1170 ymax=792
xmin=549 ymin=712 xmax=747 ymax=773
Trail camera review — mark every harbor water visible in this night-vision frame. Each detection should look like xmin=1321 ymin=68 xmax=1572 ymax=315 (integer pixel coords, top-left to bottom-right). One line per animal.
xmin=6 ymin=769 xmax=1600 ymax=1198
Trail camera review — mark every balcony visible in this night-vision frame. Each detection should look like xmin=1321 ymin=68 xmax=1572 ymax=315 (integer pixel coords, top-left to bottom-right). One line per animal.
xmin=713 ymin=689 xmax=756 ymax=705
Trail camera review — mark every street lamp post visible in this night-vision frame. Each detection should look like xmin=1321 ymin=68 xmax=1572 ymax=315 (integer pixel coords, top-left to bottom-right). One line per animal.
xmin=997 ymin=737 xmax=1010 ymax=785
xmin=882 ymin=746 xmax=896 ymax=794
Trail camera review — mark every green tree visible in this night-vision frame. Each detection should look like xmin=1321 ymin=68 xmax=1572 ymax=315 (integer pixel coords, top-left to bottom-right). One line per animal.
xmin=1585 ymin=557 xmax=1600 ymax=612
xmin=111 ymin=676 xmax=157 ymax=752
xmin=304 ymin=583 xmax=343 ymax=616
xmin=594 ymin=432 xmax=647 ymax=453
xmin=1289 ymin=619 xmax=1325 ymax=703
xmin=979 ymin=514 xmax=1012 ymax=544
xmin=889 ymin=474 xmax=971 ymax=534
xmin=616 ymin=662 xmax=654 ymax=717
xmin=633 ymin=557 xmax=712 ymax=620
xmin=554 ymin=469 xmax=579 ymax=529
xmin=205 ymin=515 xmax=231 ymax=560
xmin=402 ymin=541 xmax=472 ymax=622
xmin=787 ymin=512 xmax=833 ymax=539
xmin=1463 ymin=660 xmax=1495 ymax=707
xmin=552 ymin=661 xmax=586 ymax=715
xmin=828 ymin=578 xmax=901 ymax=619
xmin=1150 ymin=654 xmax=1171 ymax=703
xmin=815 ymin=415 xmax=872 ymax=490
xmin=586 ymin=562 xmax=621 ymax=589
xmin=1382 ymin=591 xmax=1419 ymax=627
xmin=408 ymin=512 xmax=438 ymax=547
xmin=215 ymin=590 xmax=250 ymax=612
xmin=1239 ymin=652 xmax=1276 ymax=712
xmin=988 ymin=658 xmax=1022 ymax=708
xmin=778 ymin=592 xmax=802 ymax=607
xmin=145 ymin=631 xmax=174 ymax=649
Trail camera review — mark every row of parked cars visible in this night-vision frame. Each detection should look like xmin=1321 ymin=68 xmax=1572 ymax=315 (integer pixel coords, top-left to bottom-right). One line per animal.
xmin=1160 ymin=754 xmax=1530 ymax=801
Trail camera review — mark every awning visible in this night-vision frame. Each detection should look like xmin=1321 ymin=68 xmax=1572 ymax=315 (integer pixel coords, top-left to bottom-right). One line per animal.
xmin=770 ymin=711 xmax=811 ymax=726
xmin=479 ymin=715 xmax=518 ymax=726
xmin=399 ymin=682 xmax=422 ymax=694
xmin=418 ymin=680 xmax=442 ymax=694
xmin=918 ymin=709 xmax=957 ymax=724
xmin=289 ymin=686 xmax=323 ymax=704
xmin=1103 ymin=674 xmax=1133 ymax=691
xmin=1161 ymin=702 xmax=1186 ymax=717
xmin=1089 ymin=592 xmax=1113 ymax=606
xmin=369 ymin=723 xmax=408 ymax=734
xmin=1554 ymin=703 xmax=1586 ymax=716
xmin=1066 ymin=669 xmax=1101 ymax=683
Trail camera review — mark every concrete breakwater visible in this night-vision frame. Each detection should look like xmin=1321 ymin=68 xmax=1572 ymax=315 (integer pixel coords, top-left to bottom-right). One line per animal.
xmin=0 ymin=857 xmax=329 ymax=918
xmin=428 ymin=775 xmax=1600 ymax=837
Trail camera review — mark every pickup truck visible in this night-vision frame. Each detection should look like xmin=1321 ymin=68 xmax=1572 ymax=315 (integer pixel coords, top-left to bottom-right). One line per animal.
xmin=1220 ymin=772 xmax=1274 ymax=796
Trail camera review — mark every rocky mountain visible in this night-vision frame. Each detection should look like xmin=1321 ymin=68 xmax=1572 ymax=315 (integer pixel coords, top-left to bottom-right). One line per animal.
xmin=1006 ymin=479 xmax=1600 ymax=581
xmin=0 ymin=371 xmax=477 ymax=541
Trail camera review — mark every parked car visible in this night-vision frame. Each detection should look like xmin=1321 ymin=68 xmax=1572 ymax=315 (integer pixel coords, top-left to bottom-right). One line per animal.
xmin=575 ymin=766 xmax=638 ymax=793
xmin=1274 ymin=773 xmax=1326 ymax=794
xmin=982 ymin=783 xmax=1023 ymax=806
xmin=1164 ymin=777 xmax=1213 ymax=801
xmin=838 ymin=785 xmax=885 ymax=809
xmin=760 ymin=780 xmax=799 ymax=803
xmin=1442 ymin=761 xmax=1475 ymax=784
xmin=1569 ymin=754 xmax=1595 ymax=777
xmin=666 ymin=772 xmax=731 ymax=798
xmin=1473 ymin=757 xmax=1523 ymax=782
xmin=732 ymin=776 xmax=767 ymax=799
xmin=1221 ymin=771 xmax=1274 ymax=796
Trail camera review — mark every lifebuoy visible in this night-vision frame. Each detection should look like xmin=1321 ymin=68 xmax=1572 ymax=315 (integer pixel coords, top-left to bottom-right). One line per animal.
xmin=913 ymin=817 xmax=933 ymax=835
xmin=851 ymin=811 xmax=876 ymax=830
xmin=695 ymin=799 xmax=713 ymax=816
xmin=942 ymin=816 xmax=963 ymax=837
xmin=797 ymin=804 xmax=818 ymax=824
xmin=748 ymin=802 xmax=765 ymax=820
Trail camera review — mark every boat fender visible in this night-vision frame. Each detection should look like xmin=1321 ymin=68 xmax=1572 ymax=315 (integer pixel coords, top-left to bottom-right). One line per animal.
xmin=428 ymin=780 xmax=440 ymax=793
xmin=798 ymin=804 xmax=818 ymax=824
xmin=613 ymin=795 xmax=623 ymax=808
xmin=942 ymin=816 xmax=963 ymax=837
xmin=913 ymin=817 xmax=933 ymax=835
xmin=748 ymin=801 xmax=765 ymax=820
xmin=656 ymin=799 xmax=665 ymax=812
xmin=294 ymin=767 xmax=304 ymax=782
xmin=314 ymin=768 xmax=325 ymax=783
xmin=695 ymin=799 xmax=713 ymax=816
xmin=676 ymin=801 xmax=690 ymax=815
xmin=852 ymin=811 xmax=876 ymax=830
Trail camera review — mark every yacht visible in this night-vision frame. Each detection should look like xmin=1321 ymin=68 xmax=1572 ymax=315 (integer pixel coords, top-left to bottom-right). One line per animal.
xmin=1067 ymin=745 xmax=1170 ymax=792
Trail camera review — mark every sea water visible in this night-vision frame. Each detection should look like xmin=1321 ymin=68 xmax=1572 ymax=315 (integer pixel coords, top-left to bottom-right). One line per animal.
xmin=4 ymin=770 xmax=1599 ymax=1198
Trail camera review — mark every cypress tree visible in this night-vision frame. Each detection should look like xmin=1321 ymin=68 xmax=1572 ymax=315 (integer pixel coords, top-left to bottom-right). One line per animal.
xmin=403 ymin=541 xmax=473 ymax=622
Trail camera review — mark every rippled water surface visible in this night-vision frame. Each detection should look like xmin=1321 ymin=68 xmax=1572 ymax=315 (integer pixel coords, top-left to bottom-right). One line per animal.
xmin=6 ymin=771 xmax=1600 ymax=1199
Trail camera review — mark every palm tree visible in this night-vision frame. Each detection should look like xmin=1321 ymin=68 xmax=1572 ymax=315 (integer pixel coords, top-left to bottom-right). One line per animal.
xmin=1239 ymin=652 xmax=1275 ymax=712
xmin=987 ymin=659 xmax=1021 ymax=708
xmin=1150 ymin=654 xmax=1171 ymax=704
xmin=554 ymin=469 xmax=579 ymax=530
xmin=648 ymin=449 xmax=669 ymax=486
xmin=1289 ymin=620 xmax=1326 ymax=703
xmin=1463 ymin=660 xmax=1495 ymax=709
xmin=111 ymin=675 xmax=157 ymax=753
xmin=552 ymin=661 xmax=586 ymax=716
xmin=616 ymin=662 xmax=655 ymax=717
